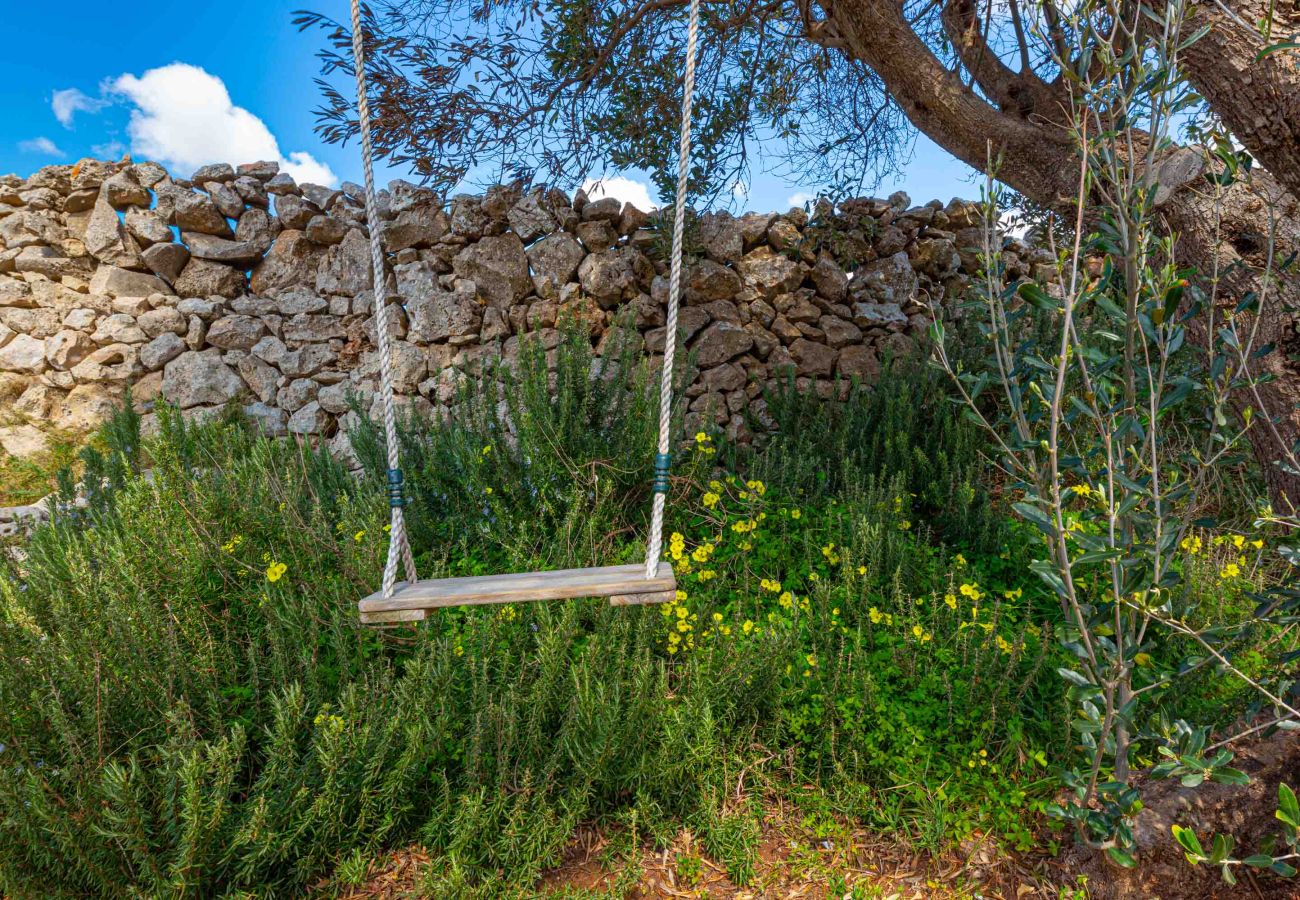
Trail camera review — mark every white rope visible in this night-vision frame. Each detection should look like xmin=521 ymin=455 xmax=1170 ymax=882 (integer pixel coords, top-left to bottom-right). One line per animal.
xmin=644 ymin=0 xmax=702 ymax=580
xmin=349 ymin=0 xmax=418 ymax=599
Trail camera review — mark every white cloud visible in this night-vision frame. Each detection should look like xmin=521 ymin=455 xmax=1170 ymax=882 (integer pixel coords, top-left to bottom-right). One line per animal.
xmin=109 ymin=63 xmax=337 ymax=186
xmin=581 ymin=175 xmax=656 ymax=211
xmin=52 ymin=88 xmax=107 ymax=128
xmin=787 ymin=191 xmax=815 ymax=208
xmin=92 ymin=140 xmax=126 ymax=159
xmin=18 ymin=137 xmax=64 ymax=156
xmin=731 ymin=180 xmax=749 ymax=200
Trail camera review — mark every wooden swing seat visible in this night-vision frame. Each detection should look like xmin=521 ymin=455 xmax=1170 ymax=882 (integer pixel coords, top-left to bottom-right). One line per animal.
xmin=357 ymin=561 xmax=677 ymax=623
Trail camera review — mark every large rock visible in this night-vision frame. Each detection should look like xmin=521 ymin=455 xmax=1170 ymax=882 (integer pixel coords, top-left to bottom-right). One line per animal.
xmin=90 ymin=266 xmax=171 ymax=299
xmin=855 ymin=251 xmax=918 ymax=303
xmin=578 ymin=246 xmax=652 ymax=307
xmin=699 ymin=212 xmax=744 ymax=264
xmin=850 ymin=301 xmax=909 ymax=329
xmin=137 ymin=306 xmax=187 ymax=338
xmin=52 ymin=383 xmax=125 ymax=431
xmin=526 ymin=232 xmax=585 ymax=287
xmin=692 ymin=322 xmax=753 ymax=368
xmin=45 ymin=329 xmax=96 ymax=370
xmin=173 ymin=191 xmax=233 ymax=237
xmin=0 ymin=334 xmax=46 ymax=373
xmin=316 ymin=228 xmax=372 ymax=296
xmin=0 ymin=424 xmax=49 ymax=458
xmin=84 ymin=195 xmax=144 ymax=268
xmin=250 ymin=230 xmax=325 ymax=296
xmin=406 ymin=278 xmax=482 ymax=344
xmin=162 ymin=349 xmax=244 ymax=408
xmin=174 ymin=259 xmax=247 ymax=298
xmin=91 ymin=313 xmax=147 ymax=345
xmin=184 ymin=232 xmax=265 ymax=266
xmin=70 ymin=343 xmax=139 ymax=382
xmin=453 ymin=234 xmax=531 ymax=307
xmin=685 ymin=259 xmax=742 ymax=304
xmin=910 ymin=237 xmax=959 ymax=280
xmin=206 ymin=315 xmax=267 ymax=350
xmin=102 ymin=170 xmax=151 ymax=209
xmin=13 ymin=246 xmax=91 ymax=280
xmin=507 ymin=192 xmax=557 ymax=242
xmin=139 ymin=332 xmax=186 ymax=370
xmin=790 ymin=338 xmax=836 ymax=377
xmin=810 ymin=254 xmax=848 ymax=303
xmin=124 ymin=207 xmax=174 ymax=246
xmin=142 ymin=243 xmax=191 ymax=284
xmin=736 ymin=246 xmax=806 ymax=298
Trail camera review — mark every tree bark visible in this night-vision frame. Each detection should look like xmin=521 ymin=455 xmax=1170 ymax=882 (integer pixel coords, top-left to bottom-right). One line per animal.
xmin=823 ymin=0 xmax=1300 ymax=505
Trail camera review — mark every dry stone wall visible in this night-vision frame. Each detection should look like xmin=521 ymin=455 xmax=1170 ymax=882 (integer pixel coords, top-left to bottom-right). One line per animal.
xmin=0 ymin=156 xmax=1058 ymax=460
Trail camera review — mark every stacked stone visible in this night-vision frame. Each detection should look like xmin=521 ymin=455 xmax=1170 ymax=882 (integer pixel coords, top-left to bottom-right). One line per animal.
xmin=0 ymin=156 xmax=1058 ymax=460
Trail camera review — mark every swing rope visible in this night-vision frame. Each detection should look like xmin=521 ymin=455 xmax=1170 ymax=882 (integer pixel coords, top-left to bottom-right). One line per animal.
xmin=347 ymin=0 xmax=701 ymax=599
xmin=645 ymin=0 xmax=701 ymax=578
xmin=349 ymin=0 xmax=418 ymax=599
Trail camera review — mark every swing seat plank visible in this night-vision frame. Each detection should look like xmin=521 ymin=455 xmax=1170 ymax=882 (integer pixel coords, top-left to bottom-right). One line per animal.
xmin=358 ymin=562 xmax=676 ymax=623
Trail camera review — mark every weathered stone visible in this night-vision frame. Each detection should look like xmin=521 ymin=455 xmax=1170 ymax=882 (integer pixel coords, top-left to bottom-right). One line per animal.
xmin=837 ymin=344 xmax=880 ymax=380
xmin=70 ymin=343 xmax=139 ymax=382
xmin=850 ymin=301 xmax=909 ymax=328
xmin=13 ymin=246 xmax=90 ymax=280
xmin=316 ymin=229 xmax=372 ymax=296
xmin=287 ymin=400 xmax=331 ymax=435
xmin=243 ymin=401 xmax=288 ymax=436
xmin=14 ymin=382 xmax=60 ymax=418
xmin=173 ymin=259 xmax=247 ymax=298
xmin=233 ymin=175 xmax=269 ymax=209
xmin=301 ymin=183 xmax=341 ymax=210
xmin=103 ymin=170 xmax=151 ymax=209
xmin=91 ymin=313 xmax=147 ymax=345
xmin=277 ymin=377 xmax=319 ymax=411
xmin=0 ymin=424 xmax=48 ymax=458
xmin=137 ymin=306 xmax=187 ymax=338
xmin=124 ymin=207 xmax=174 ymax=246
xmin=575 ymin=219 xmax=618 ymax=250
xmin=767 ymin=219 xmax=801 ymax=251
xmin=206 ymin=315 xmax=267 ymax=350
xmin=193 ymin=163 xmax=236 ymax=184
xmin=701 ymin=362 xmax=747 ymax=393
xmin=453 ymin=234 xmax=530 ymax=307
xmin=142 ymin=242 xmax=190 ymax=284
xmin=280 ymin=345 xmax=336 ymax=378
xmin=205 ymin=181 xmax=245 ymax=219
xmin=317 ymin=381 xmax=352 ymax=414
xmin=162 ymin=349 xmax=243 ymax=408
xmin=910 ymin=237 xmax=959 ymax=280
xmin=84 ymin=195 xmax=144 ymax=268
xmin=250 ymin=230 xmax=324 ymax=296
xmin=685 ymin=259 xmax=743 ymax=304
xmin=0 ymin=334 xmax=48 ymax=372
xmin=527 ymin=232 xmax=585 ymax=287
xmin=579 ymin=247 xmax=652 ymax=307
xmin=238 ymin=160 xmax=280 ymax=180
xmin=693 ymin=322 xmax=753 ymax=368
xmin=581 ymin=197 xmax=622 ymax=223
xmin=62 ymin=308 xmax=99 ymax=330
xmin=272 ymin=291 xmax=328 ymax=315
xmin=45 ymin=329 xmax=96 ymax=370
xmin=139 ymin=332 xmax=186 ymax=370
xmin=51 ymin=382 xmax=124 ymax=431
xmin=506 ymin=192 xmax=557 ymax=243
xmin=282 ymin=313 xmax=344 ymax=343
xmin=736 ymin=246 xmax=806 ymax=298
xmin=235 ymin=206 xmax=279 ymax=248
xmin=305 ymin=214 xmax=348 ymax=245
xmin=854 ymin=251 xmax=918 ymax=304
xmin=819 ymin=315 xmax=862 ymax=348
xmin=790 ymin=338 xmax=836 ymax=377
xmin=173 ymin=191 xmax=233 ymax=236
xmin=406 ymin=278 xmax=482 ymax=344
xmin=236 ymin=355 xmax=280 ymax=403
xmin=183 ymin=232 xmax=264 ymax=266
xmin=382 ymin=206 xmax=449 ymax=253
xmin=811 ymin=253 xmax=848 ymax=303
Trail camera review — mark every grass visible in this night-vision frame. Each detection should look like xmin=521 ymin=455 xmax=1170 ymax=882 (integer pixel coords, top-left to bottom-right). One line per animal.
xmin=0 ymin=429 xmax=84 ymax=508
xmin=0 ymin=323 xmax=1283 ymax=898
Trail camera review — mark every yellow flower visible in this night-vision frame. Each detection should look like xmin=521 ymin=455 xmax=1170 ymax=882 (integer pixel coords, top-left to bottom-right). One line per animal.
xmin=353 ymin=530 xmax=366 ymax=542
xmin=1220 ymin=562 xmax=1241 ymax=579
xmin=1251 ymin=538 xmax=1264 ymax=550
xmin=481 ymin=445 xmax=492 ymax=456
xmin=944 ymin=593 xmax=958 ymax=610
xmin=746 ymin=479 xmax=766 ymax=496
xmin=698 ymin=569 xmax=716 ymax=581
xmin=911 ymin=625 xmax=932 ymax=643
xmin=695 ymin=431 xmax=710 ymax=443
xmin=996 ymin=635 xmax=1013 ymax=654
xmin=265 ymin=561 xmax=287 ymax=583
xmin=869 ymin=607 xmax=883 ymax=624
xmin=1004 ymin=587 xmax=1022 ymax=600
xmin=485 ymin=487 xmax=494 ymax=495
xmin=959 ymin=582 xmax=982 ymax=600
xmin=790 ymin=509 xmax=801 ymax=520
xmin=742 ymin=620 xmax=754 ymax=634
xmin=954 ymin=553 xmax=967 ymax=567
xmin=712 ymin=612 xmax=724 ymax=623
xmin=1180 ymin=534 xmax=1203 ymax=555
xmin=1134 ymin=652 xmax=1152 ymax=667
xmin=703 ymin=491 xmax=720 ymax=508
xmin=805 ymin=653 xmax=817 ymax=667
xmin=221 ymin=535 xmax=243 ymax=553
xmin=1232 ymin=534 xmax=1246 ymax=549
xmin=858 ymin=565 xmax=867 ymax=575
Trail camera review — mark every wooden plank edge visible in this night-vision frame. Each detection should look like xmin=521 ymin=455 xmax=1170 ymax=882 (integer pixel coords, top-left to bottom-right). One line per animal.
xmin=359 ymin=607 xmax=428 ymax=624
xmin=608 ymin=588 xmax=676 ymax=606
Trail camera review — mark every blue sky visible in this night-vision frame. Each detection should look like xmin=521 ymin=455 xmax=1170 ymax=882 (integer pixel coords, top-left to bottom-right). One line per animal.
xmin=0 ymin=0 xmax=983 ymax=211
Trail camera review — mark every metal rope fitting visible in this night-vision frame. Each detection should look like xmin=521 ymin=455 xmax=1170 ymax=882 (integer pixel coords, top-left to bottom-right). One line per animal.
xmin=651 ymin=452 xmax=672 ymax=494
xmin=386 ymin=468 xmax=406 ymax=508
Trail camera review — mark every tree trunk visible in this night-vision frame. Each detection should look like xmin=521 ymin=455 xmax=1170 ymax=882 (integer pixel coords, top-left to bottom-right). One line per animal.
xmin=824 ymin=0 xmax=1300 ymax=504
